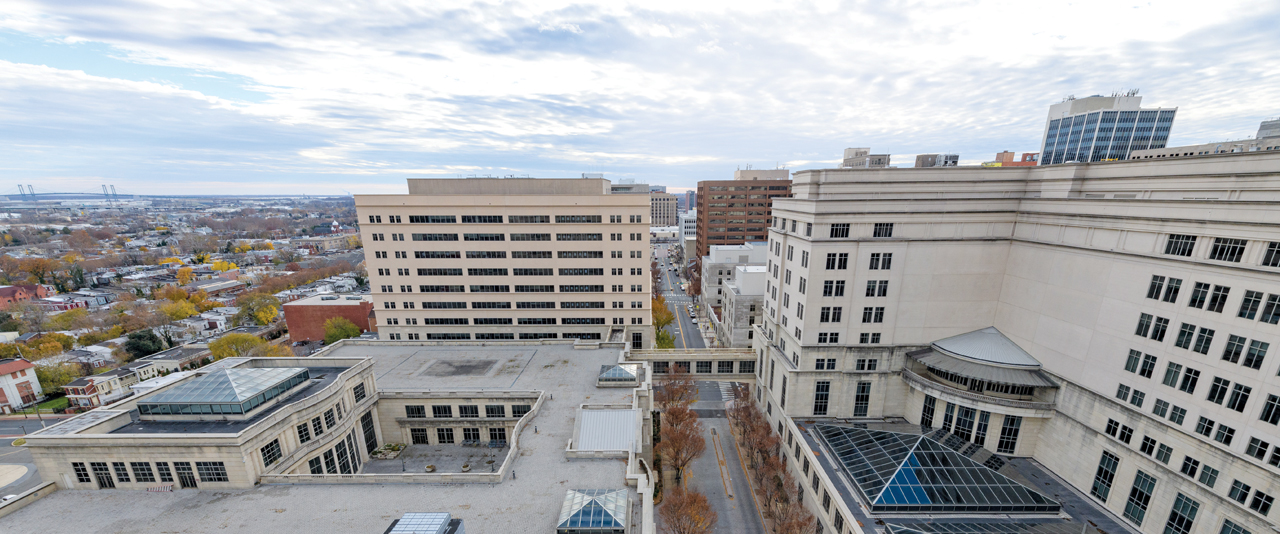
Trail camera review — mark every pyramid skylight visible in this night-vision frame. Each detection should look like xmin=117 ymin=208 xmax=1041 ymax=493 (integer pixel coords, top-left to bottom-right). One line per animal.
xmin=138 ymin=367 xmax=311 ymax=416
xmin=557 ymin=489 xmax=628 ymax=532
xmin=817 ymin=425 xmax=1060 ymax=514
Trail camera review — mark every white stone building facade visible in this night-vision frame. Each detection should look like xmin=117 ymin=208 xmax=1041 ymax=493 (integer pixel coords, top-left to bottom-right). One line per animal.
xmin=754 ymin=152 xmax=1280 ymax=534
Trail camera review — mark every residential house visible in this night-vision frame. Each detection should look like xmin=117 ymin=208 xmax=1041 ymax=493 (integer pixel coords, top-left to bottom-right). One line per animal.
xmin=0 ymin=358 xmax=42 ymax=413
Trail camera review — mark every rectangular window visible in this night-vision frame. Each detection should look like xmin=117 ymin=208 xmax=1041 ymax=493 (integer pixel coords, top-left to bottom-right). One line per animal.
xmin=1214 ymin=424 xmax=1235 ymax=446
xmin=1251 ymin=491 xmax=1273 ymax=516
xmin=853 ymin=382 xmax=871 ymax=417
xmin=1116 ymin=384 xmax=1131 ymax=401
xmin=1207 ymin=377 xmax=1230 ymax=404
xmin=873 ymin=223 xmax=894 ymax=238
xmin=113 ymin=462 xmax=131 ymax=483
xmin=1123 ymin=471 xmax=1157 ymax=525
xmin=1175 ymin=323 xmax=1196 ymax=348
xmin=1247 ymin=437 xmax=1270 ymax=460
xmin=1223 ymin=335 xmax=1246 ymax=363
xmin=921 ymin=395 xmax=936 ymax=427
xmin=813 ymin=381 xmax=830 ymax=416
xmin=1243 ymin=340 xmax=1269 ymax=369
xmin=411 ymin=428 xmax=430 ymax=444
xmin=261 ymin=439 xmax=282 ymax=467
xmin=942 ymin=402 xmax=954 ymax=431
xmin=1164 ymin=234 xmax=1197 ymax=256
xmin=1163 ymin=278 xmax=1182 ymax=302
xmin=1152 ymin=317 xmax=1169 ymax=341
xmin=72 ymin=462 xmax=91 ymax=483
xmin=437 ymin=428 xmax=455 ymax=444
xmin=297 ymin=422 xmax=312 ymax=444
xmin=415 ymin=251 xmax=461 ymax=259
xmin=510 ymin=233 xmax=551 ymax=241
xmin=829 ymin=223 xmax=850 ymax=238
xmin=1261 ymin=294 xmax=1280 ymax=324
xmin=411 ymin=233 xmax=459 ymax=241
xmin=1178 ymin=368 xmax=1200 ymax=394
xmin=973 ymin=411 xmax=990 ymax=446
xmin=1207 ymin=285 xmax=1231 ymax=313
xmin=1195 ymin=416 xmax=1215 ymax=437
xmin=1163 ymin=494 xmax=1199 ymax=534
xmin=508 ymin=215 xmax=549 ymax=223
xmin=1197 ymin=465 xmax=1218 ymax=488
xmin=1162 ymin=363 xmax=1182 ymax=387
xmin=1188 ymin=282 xmax=1210 ymax=308
xmin=1139 ymin=353 xmax=1157 ymax=378
xmin=1146 ymin=275 xmax=1166 ymax=299
xmin=1209 ymin=238 xmax=1247 ymax=263
xmin=1091 ymin=451 xmax=1120 ymax=501
xmin=432 ymin=405 xmax=453 ymax=418
xmin=1156 ymin=444 xmax=1172 ymax=464
xmin=1136 ymin=313 xmax=1152 ymax=337
xmin=996 ymin=415 xmax=1022 ymax=454
xmin=1169 ymin=405 xmax=1187 ymax=425
xmin=405 ymin=405 xmax=426 ymax=418
xmin=459 ymin=405 xmax=479 ymax=418
xmin=196 ymin=462 xmax=229 ymax=482
xmin=1227 ymin=384 xmax=1251 ymax=412
xmin=1240 ymin=290 xmax=1264 ymax=319
xmin=485 ymin=405 xmax=506 ymax=418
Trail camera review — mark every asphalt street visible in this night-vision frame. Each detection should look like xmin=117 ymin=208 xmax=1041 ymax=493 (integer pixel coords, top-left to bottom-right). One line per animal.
xmin=685 ymin=381 xmax=764 ymax=533
xmin=653 ymin=244 xmax=706 ymax=349
xmin=0 ymin=415 xmax=68 ymax=437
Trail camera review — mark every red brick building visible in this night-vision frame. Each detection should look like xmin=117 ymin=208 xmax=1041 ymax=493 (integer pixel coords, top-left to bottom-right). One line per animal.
xmin=0 ymin=284 xmax=51 ymax=311
xmin=694 ymin=170 xmax=791 ymax=276
xmin=283 ymin=294 xmax=374 ymax=342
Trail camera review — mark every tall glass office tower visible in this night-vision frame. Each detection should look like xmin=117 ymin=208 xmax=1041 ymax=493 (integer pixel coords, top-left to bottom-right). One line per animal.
xmin=1039 ymin=94 xmax=1177 ymax=165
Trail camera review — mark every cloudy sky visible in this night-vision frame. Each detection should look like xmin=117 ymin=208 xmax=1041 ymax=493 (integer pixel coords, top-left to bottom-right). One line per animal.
xmin=1 ymin=0 xmax=1278 ymax=196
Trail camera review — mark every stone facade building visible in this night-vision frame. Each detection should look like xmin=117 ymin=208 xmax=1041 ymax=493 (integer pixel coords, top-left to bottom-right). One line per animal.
xmin=650 ymin=192 xmax=678 ymax=227
xmin=356 ymin=178 xmax=653 ymax=349
xmin=754 ymin=151 xmax=1280 ymax=534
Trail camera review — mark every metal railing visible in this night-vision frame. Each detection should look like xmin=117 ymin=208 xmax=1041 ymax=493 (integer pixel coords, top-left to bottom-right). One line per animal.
xmin=902 ymin=369 xmax=1055 ymax=411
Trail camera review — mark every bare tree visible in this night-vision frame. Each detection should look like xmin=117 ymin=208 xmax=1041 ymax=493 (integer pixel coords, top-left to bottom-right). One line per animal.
xmin=654 ymin=367 xmax=698 ymax=409
xmin=655 ymin=405 xmax=706 ymax=484
xmin=659 ymin=487 xmax=717 ymax=534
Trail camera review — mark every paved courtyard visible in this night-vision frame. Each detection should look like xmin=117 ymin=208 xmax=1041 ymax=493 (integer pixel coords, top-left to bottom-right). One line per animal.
xmin=364 ymin=444 xmax=509 ymax=474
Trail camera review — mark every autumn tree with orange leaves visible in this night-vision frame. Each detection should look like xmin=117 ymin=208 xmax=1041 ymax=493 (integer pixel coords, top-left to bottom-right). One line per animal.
xmin=659 ymin=487 xmax=717 ymax=534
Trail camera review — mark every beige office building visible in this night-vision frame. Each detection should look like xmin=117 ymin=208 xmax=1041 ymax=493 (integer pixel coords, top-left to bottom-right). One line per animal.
xmin=650 ymin=192 xmax=678 ymax=226
xmin=356 ymin=178 xmax=654 ymax=349
xmin=754 ymin=151 xmax=1280 ymax=534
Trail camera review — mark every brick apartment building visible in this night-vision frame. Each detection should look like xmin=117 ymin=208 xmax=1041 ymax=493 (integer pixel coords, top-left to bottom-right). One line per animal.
xmin=283 ymin=294 xmax=374 ymax=342
xmin=694 ymin=170 xmax=791 ymax=279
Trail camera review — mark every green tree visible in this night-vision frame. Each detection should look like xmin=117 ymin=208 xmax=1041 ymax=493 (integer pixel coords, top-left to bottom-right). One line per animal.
xmin=323 ymin=317 xmax=362 ymax=345
xmin=234 ymin=294 xmax=282 ymax=326
xmin=655 ymin=330 xmax=676 ymax=349
xmin=0 ymin=312 xmax=20 ymax=332
xmin=209 ymin=333 xmax=266 ymax=360
xmin=123 ymin=329 xmax=164 ymax=360
xmin=36 ymin=362 xmax=81 ymax=392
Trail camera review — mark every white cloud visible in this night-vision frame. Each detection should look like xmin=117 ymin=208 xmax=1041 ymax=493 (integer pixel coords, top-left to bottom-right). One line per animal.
xmin=0 ymin=0 xmax=1275 ymax=193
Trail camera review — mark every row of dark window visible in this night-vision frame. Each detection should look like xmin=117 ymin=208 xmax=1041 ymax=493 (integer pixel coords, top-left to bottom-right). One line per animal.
xmin=1147 ymin=275 xmax=1280 ymax=326
xmin=404 ymin=404 xmax=532 ymax=419
xmin=651 ymin=360 xmax=755 ymax=374
xmin=1165 ymin=234 xmax=1280 ymax=267
xmin=368 ymin=215 xmax=638 ymax=224
xmin=72 ymin=460 xmax=225 ymax=488
xmin=382 ymin=332 xmax=600 ymax=341
xmin=388 ymin=317 xmax=611 ymax=326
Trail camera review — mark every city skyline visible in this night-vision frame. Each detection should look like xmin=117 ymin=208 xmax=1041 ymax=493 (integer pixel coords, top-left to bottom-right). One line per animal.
xmin=0 ymin=0 xmax=1278 ymax=195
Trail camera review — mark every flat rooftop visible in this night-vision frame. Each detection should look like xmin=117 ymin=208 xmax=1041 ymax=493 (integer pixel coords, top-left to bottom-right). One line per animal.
xmin=285 ymin=294 xmax=370 ymax=306
xmin=7 ymin=343 xmax=641 ymax=533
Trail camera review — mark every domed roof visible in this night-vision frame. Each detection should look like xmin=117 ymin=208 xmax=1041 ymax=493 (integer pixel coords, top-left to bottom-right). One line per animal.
xmin=931 ymin=327 xmax=1041 ymax=369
